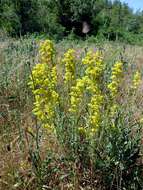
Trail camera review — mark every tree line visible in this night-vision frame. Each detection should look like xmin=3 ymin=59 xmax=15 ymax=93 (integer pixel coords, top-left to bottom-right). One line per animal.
xmin=0 ymin=0 xmax=143 ymax=43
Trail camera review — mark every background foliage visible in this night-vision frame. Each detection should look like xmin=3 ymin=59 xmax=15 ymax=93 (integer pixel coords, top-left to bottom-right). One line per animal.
xmin=0 ymin=0 xmax=143 ymax=44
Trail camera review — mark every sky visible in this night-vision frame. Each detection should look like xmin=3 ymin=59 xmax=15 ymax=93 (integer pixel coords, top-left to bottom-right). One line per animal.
xmin=120 ymin=0 xmax=143 ymax=11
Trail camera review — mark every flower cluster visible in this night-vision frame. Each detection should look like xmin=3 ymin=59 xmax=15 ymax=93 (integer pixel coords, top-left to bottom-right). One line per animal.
xmin=29 ymin=40 xmax=138 ymax=138
xmin=88 ymin=94 xmax=103 ymax=131
xmin=29 ymin=40 xmax=58 ymax=129
xmin=82 ymin=50 xmax=104 ymax=81
xmin=39 ymin=39 xmax=54 ymax=64
xmin=62 ymin=49 xmax=76 ymax=83
xmin=69 ymin=76 xmax=88 ymax=113
xmin=69 ymin=50 xmax=104 ymax=134
xmin=83 ymin=51 xmax=104 ymax=133
xmin=132 ymin=71 xmax=141 ymax=89
xmin=108 ymin=61 xmax=124 ymax=98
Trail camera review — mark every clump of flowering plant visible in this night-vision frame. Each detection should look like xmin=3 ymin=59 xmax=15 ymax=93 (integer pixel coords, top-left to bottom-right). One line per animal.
xmin=29 ymin=40 xmax=143 ymax=190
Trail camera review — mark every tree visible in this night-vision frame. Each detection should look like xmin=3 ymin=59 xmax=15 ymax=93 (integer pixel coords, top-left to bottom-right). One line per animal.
xmin=0 ymin=0 xmax=21 ymax=35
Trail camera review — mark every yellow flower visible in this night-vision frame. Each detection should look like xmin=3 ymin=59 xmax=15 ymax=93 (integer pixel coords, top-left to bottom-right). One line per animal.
xmin=82 ymin=50 xmax=104 ymax=81
xmin=29 ymin=39 xmax=59 ymax=127
xmin=132 ymin=71 xmax=141 ymax=89
xmin=69 ymin=77 xmax=87 ymax=113
xmin=39 ymin=39 xmax=54 ymax=64
xmin=69 ymin=50 xmax=104 ymax=134
xmin=108 ymin=61 xmax=124 ymax=98
xmin=43 ymin=123 xmax=55 ymax=132
xmin=62 ymin=49 xmax=76 ymax=83
xmin=88 ymin=94 xmax=103 ymax=130
xmin=82 ymin=50 xmax=104 ymax=133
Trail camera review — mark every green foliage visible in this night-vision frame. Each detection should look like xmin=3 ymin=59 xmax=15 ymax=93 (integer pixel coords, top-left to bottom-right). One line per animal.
xmin=0 ymin=0 xmax=143 ymax=44
xmin=0 ymin=0 xmax=21 ymax=35
xmin=36 ymin=0 xmax=65 ymax=40
xmin=97 ymin=109 xmax=143 ymax=189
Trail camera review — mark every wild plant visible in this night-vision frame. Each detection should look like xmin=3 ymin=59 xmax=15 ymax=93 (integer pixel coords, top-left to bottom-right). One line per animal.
xmin=28 ymin=39 xmax=143 ymax=189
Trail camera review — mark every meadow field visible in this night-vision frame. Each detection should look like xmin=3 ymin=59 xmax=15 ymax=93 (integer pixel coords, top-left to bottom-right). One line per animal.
xmin=0 ymin=36 xmax=143 ymax=190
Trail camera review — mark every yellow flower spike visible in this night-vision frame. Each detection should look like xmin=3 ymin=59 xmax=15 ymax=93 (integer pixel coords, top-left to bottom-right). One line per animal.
xmin=107 ymin=61 xmax=124 ymax=126
xmin=81 ymin=50 xmax=104 ymax=133
xmin=28 ymin=39 xmax=59 ymax=130
xmin=62 ymin=49 xmax=76 ymax=83
xmin=82 ymin=50 xmax=104 ymax=84
xmin=69 ymin=76 xmax=87 ymax=113
xmin=108 ymin=61 xmax=124 ymax=98
xmin=132 ymin=71 xmax=141 ymax=89
xmin=88 ymin=94 xmax=103 ymax=129
xmin=39 ymin=39 xmax=54 ymax=64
